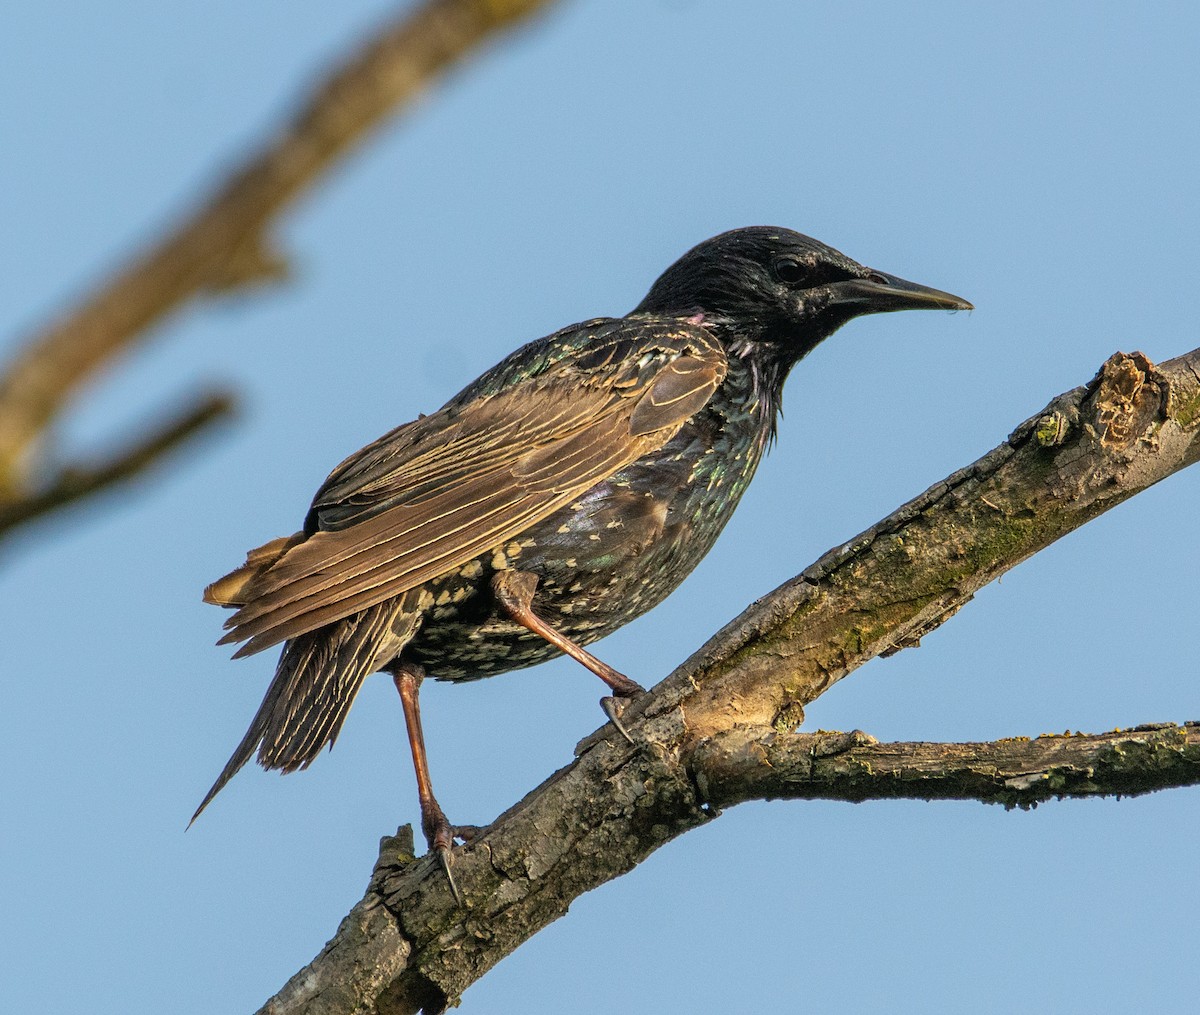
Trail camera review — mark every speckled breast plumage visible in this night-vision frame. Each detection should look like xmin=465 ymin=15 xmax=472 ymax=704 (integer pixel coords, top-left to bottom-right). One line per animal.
xmin=404 ymin=355 xmax=771 ymax=681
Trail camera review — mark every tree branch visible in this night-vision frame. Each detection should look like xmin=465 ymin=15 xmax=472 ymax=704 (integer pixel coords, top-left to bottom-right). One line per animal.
xmin=692 ymin=723 xmax=1200 ymax=809
xmin=0 ymin=0 xmax=560 ymax=534
xmin=253 ymin=346 xmax=1200 ymax=1013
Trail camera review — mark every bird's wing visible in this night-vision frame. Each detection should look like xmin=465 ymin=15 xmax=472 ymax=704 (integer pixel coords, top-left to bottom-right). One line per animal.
xmin=214 ymin=319 xmax=727 ymax=656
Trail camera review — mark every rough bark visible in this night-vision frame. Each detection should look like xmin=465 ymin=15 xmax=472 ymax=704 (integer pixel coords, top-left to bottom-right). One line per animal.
xmin=0 ymin=0 xmax=560 ymax=539
xmin=255 ymin=347 xmax=1200 ymax=1014
xmin=692 ymin=723 xmax=1200 ymax=809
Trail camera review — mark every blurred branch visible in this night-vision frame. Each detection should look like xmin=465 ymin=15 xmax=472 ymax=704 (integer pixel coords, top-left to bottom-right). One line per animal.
xmin=0 ymin=389 xmax=235 ymax=539
xmin=0 ymin=0 xmax=560 ymax=542
xmin=256 ymin=346 xmax=1200 ymax=1013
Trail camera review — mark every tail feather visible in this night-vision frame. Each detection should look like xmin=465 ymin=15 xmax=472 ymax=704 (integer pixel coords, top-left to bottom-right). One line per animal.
xmin=203 ymin=531 xmax=305 ymax=608
xmin=191 ymin=595 xmax=419 ymax=825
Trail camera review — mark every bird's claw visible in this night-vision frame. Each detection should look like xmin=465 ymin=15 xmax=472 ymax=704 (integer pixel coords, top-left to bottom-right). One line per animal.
xmin=452 ymin=824 xmax=485 ymax=843
xmin=437 ymin=842 xmax=463 ymax=907
xmin=600 ymin=694 xmax=637 ymax=745
xmin=423 ymin=807 xmax=476 ymax=907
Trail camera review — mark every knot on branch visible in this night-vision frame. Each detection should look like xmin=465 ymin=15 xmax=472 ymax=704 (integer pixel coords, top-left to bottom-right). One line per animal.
xmin=1088 ymin=351 xmax=1165 ymax=450
xmin=1034 ymin=410 xmax=1071 ymax=447
xmin=368 ymin=825 xmax=419 ymax=900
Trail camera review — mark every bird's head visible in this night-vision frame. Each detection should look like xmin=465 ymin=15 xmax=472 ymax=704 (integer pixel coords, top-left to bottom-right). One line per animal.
xmin=633 ymin=226 xmax=971 ymax=362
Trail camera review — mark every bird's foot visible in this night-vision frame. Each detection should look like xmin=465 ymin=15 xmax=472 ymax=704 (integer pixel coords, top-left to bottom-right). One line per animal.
xmin=452 ymin=824 xmax=485 ymax=842
xmin=600 ymin=677 xmax=645 ymax=745
xmin=421 ymin=802 xmax=479 ymax=906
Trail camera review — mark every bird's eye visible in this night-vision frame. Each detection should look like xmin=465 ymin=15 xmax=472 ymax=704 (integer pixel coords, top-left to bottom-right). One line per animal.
xmin=771 ymin=257 xmax=806 ymax=285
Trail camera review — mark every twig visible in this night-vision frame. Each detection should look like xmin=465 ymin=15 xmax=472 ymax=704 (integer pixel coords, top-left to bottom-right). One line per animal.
xmin=0 ymin=389 xmax=235 ymax=539
xmin=692 ymin=723 xmax=1200 ymax=809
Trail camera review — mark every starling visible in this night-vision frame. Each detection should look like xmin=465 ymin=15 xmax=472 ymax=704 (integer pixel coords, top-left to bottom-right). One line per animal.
xmin=195 ymin=227 xmax=970 ymax=897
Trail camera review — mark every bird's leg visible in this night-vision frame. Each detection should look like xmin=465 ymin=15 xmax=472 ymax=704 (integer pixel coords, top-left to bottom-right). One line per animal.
xmin=490 ymin=570 xmax=643 ymax=695
xmin=389 ymin=661 xmax=466 ymax=906
xmin=491 ymin=570 xmax=644 ymax=744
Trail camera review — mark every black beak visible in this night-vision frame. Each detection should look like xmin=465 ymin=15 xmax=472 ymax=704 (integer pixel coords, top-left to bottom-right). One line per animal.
xmin=826 ymin=271 xmax=973 ymax=314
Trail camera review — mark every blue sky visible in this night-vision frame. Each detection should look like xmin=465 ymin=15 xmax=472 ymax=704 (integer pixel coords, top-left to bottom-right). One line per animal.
xmin=3 ymin=3 xmax=1198 ymax=1012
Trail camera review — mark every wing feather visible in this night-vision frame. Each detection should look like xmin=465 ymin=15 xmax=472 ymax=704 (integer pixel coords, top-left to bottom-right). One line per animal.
xmin=214 ymin=319 xmax=726 ymax=655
